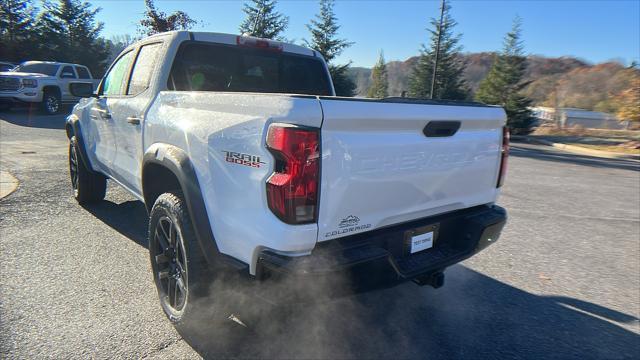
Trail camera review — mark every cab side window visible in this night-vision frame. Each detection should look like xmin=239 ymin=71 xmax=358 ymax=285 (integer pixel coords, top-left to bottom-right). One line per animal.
xmin=60 ymin=66 xmax=77 ymax=79
xmin=75 ymin=66 xmax=91 ymax=79
xmin=128 ymin=43 xmax=162 ymax=95
xmin=102 ymin=51 xmax=135 ymax=96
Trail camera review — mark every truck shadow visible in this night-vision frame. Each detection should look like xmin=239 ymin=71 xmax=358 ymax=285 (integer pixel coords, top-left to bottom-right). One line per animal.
xmin=82 ymin=199 xmax=149 ymax=248
xmin=176 ymin=266 xmax=639 ymax=360
xmin=0 ymin=107 xmax=69 ymax=129
xmin=81 ymin=195 xmax=640 ymax=360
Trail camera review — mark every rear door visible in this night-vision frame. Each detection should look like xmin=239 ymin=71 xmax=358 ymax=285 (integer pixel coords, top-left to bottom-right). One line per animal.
xmin=317 ymin=98 xmax=506 ymax=241
xmin=110 ymin=42 xmax=163 ymax=194
xmin=58 ymin=65 xmax=78 ymax=101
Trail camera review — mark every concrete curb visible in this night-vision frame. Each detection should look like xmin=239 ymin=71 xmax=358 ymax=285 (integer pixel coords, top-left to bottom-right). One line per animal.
xmin=0 ymin=170 xmax=19 ymax=199
xmin=511 ymin=136 xmax=640 ymax=161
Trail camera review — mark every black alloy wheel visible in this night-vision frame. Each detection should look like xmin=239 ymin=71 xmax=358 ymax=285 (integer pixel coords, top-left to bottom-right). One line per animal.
xmin=152 ymin=215 xmax=189 ymax=317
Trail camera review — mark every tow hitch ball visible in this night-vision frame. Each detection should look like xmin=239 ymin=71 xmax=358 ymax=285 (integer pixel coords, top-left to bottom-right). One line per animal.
xmin=412 ymin=271 xmax=445 ymax=288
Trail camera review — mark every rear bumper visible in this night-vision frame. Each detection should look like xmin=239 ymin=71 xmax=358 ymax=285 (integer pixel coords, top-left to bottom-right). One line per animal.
xmin=256 ymin=205 xmax=507 ymax=280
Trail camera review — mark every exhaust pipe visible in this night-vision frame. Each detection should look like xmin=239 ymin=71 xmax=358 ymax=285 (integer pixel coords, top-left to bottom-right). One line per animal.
xmin=412 ymin=271 xmax=445 ymax=289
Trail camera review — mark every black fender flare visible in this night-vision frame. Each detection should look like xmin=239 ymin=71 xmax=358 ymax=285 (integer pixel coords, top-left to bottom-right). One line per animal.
xmin=142 ymin=143 xmax=223 ymax=266
xmin=65 ymin=116 xmax=99 ymax=175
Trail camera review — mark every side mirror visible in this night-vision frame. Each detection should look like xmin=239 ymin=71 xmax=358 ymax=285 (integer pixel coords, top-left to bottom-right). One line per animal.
xmin=70 ymin=82 xmax=96 ymax=98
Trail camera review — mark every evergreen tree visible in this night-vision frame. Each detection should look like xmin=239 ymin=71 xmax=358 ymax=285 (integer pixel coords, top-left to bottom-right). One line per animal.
xmin=408 ymin=1 xmax=468 ymax=100
xmin=36 ymin=0 xmax=110 ymax=76
xmin=238 ymin=0 xmax=288 ymax=40
xmin=0 ymin=0 xmax=38 ymax=62
xmin=139 ymin=0 xmax=197 ymax=36
xmin=367 ymin=51 xmax=389 ymax=98
xmin=305 ymin=0 xmax=355 ymax=96
xmin=475 ymin=17 xmax=535 ymax=133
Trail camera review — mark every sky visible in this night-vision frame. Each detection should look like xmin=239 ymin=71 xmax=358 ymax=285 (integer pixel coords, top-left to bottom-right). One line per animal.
xmin=92 ymin=0 xmax=640 ymax=68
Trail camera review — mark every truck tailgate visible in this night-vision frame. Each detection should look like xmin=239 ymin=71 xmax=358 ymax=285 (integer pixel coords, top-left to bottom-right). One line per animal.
xmin=317 ymin=98 xmax=506 ymax=241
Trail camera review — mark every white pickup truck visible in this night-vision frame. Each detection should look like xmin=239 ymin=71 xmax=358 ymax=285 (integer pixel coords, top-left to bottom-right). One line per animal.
xmin=0 ymin=61 xmax=99 ymax=114
xmin=66 ymin=31 xmax=508 ymax=326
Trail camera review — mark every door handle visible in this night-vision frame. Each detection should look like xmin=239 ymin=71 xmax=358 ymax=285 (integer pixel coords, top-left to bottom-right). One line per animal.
xmin=95 ymin=107 xmax=111 ymax=119
xmin=127 ymin=116 xmax=141 ymax=125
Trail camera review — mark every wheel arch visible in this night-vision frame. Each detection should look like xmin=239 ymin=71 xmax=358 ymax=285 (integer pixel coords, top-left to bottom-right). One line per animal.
xmin=42 ymin=85 xmax=61 ymax=98
xmin=142 ymin=143 xmax=223 ymax=266
xmin=66 ymin=116 xmax=98 ymax=175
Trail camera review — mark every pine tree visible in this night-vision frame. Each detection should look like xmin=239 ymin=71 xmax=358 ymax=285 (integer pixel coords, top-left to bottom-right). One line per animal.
xmin=367 ymin=51 xmax=388 ymax=98
xmin=0 ymin=0 xmax=38 ymax=62
xmin=305 ymin=0 xmax=355 ymax=96
xmin=238 ymin=0 xmax=288 ymax=40
xmin=475 ymin=17 xmax=535 ymax=133
xmin=408 ymin=1 xmax=468 ymax=100
xmin=139 ymin=0 xmax=197 ymax=37
xmin=36 ymin=0 xmax=109 ymax=77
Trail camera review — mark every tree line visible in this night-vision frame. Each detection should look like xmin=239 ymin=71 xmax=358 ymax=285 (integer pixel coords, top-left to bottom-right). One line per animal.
xmin=3 ymin=0 xmax=635 ymax=130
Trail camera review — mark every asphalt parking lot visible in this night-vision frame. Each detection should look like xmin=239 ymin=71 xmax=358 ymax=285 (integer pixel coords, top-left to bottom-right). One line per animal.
xmin=1 ymin=109 xmax=639 ymax=359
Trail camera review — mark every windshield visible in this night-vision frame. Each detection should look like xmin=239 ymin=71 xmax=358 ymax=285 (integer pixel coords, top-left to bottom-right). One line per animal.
xmin=168 ymin=42 xmax=332 ymax=96
xmin=13 ymin=63 xmax=60 ymax=76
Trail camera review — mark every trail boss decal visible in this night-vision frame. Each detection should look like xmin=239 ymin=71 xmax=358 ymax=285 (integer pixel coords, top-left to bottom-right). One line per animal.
xmin=325 ymin=215 xmax=372 ymax=238
xmin=223 ymin=151 xmax=266 ymax=168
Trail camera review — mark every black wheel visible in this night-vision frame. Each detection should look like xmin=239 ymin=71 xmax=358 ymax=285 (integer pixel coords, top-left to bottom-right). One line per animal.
xmin=41 ymin=90 xmax=61 ymax=115
xmin=149 ymin=192 xmax=210 ymax=324
xmin=69 ymin=136 xmax=106 ymax=203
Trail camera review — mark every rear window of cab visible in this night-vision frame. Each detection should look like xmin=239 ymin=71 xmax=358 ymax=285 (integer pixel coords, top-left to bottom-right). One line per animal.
xmin=168 ymin=42 xmax=332 ymax=96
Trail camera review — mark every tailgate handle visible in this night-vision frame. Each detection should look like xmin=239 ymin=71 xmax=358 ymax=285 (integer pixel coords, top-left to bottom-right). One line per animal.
xmin=423 ymin=121 xmax=461 ymax=137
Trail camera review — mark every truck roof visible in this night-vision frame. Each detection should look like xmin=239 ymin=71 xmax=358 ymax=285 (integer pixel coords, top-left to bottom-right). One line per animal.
xmin=18 ymin=60 xmax=89 ymax=68
xmin=143 ymin=30 xmax=318 ymax=58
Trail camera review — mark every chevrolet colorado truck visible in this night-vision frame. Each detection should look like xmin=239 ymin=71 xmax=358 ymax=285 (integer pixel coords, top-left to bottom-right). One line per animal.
xmin=66 ymin=31 xmax=508 ymax=325
xmin=0 ymin=61 xmax=98 ymax=114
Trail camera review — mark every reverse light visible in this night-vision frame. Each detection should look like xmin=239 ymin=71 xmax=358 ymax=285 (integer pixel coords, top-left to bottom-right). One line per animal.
xmin=497 ymin=126 xmax=509 ymax=188
xmin=265 ymin=124 xmax=320 ymax=224
xmin=22 ymin=79 xmax=37 ymax=88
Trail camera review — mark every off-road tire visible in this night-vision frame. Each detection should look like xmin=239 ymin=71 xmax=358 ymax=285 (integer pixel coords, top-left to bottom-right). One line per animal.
xmin=69 ymin=136 xmax=106 ymax=204
xmin=149 ymin=191 xmax=211 ymax=327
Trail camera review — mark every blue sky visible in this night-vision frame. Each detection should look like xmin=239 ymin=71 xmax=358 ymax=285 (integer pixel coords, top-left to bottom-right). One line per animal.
xmin=92 ymin=0 xmax=640 ymax=68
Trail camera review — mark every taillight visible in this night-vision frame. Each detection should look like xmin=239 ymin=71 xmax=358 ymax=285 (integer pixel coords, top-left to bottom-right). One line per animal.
xmin=265 ymin=125 xmax=320 ymax=224
xmin=497 ymin=126 xmax=509 ymax=188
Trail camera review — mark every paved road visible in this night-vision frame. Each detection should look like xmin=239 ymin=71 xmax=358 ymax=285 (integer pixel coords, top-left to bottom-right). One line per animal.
xmin=1 ymin=110 xmax=639 ymax=359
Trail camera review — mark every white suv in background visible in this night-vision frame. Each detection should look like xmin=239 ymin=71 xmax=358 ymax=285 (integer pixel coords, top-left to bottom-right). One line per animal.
xmin=0 ymin=61 xmax=99 ymax=114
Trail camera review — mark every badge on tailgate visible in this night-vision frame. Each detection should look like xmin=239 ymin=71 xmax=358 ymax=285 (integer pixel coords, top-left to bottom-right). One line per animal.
xmin=404 ymin=223 xmax=439 ymax=255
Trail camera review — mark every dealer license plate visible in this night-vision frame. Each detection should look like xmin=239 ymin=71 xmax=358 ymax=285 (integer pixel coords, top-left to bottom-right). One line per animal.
xmin=405 ymin=224 xmax=439 ymax=255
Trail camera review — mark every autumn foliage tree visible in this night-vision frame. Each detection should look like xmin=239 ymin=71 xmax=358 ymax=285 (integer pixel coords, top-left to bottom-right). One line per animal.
xmin=614 ymin=68 xmax=640 ymax=124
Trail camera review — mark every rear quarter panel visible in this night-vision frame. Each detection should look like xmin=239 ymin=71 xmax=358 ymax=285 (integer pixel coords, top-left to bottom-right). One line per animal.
xmin=144 ymin=92 xmax=323 ymax=273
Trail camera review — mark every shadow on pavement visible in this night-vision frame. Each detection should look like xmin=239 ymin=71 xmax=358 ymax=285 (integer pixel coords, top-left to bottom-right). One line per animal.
xmin=83 ymin=195 xmax=640 ymax=360
xmin=511 ymin=142 xmax=640 ymax=172
xmin=173 ymin=265 xmax=639 ymax=360
xmin=0 ymin=107 xmax=70 ymax=129
xmin=82 ymin=199 xmax=149 ymax=248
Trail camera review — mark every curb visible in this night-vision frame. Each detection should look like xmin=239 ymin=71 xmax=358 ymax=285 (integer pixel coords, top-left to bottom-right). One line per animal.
xmin=0 ymin=170 xmax=19 ymax=199
xmin=511 ymin=136 xmax=640 ymax=161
